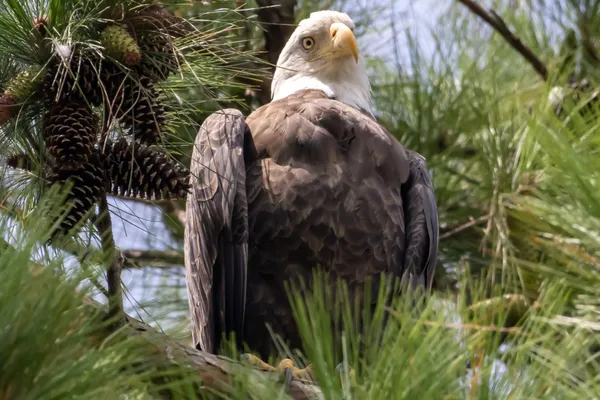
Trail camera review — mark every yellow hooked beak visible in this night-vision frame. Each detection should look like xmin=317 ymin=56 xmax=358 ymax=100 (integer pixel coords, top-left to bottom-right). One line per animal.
xmin=330 ymin=22 xmax=359 ymax=63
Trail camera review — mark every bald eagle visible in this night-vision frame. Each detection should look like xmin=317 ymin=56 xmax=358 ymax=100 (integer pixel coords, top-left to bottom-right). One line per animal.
xmin=184 ymin=11 xmax=439 ymax=362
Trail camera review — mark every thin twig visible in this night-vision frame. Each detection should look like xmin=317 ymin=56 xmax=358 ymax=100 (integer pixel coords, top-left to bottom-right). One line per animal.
xmin=385 ymin=306 xmax=524 ymax=334
xmin=428 ymin=321 xmax=522 ymax=334
xmin=440 ymin=215 xmax=490 ymax=240
xmin=110 ymin=196 xmax=187 ymax=227
xmin=469 ymin=349 xmax=484 ymax=399
xmin=389 ymin=0 xmax=403 ymax=74
xmin=95 ymin=194 xmax=124 ymax=323
xmin=88 ymin=274 xmax=110 ymax=298
xmin=457 ymin=0 xmax=549 ymax=81
xmin=121 ymin=249 xmax=185 ymax=267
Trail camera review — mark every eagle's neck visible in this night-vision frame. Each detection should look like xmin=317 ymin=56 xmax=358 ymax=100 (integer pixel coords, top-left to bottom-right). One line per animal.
xmin=271 ymin=61 xmax=373 ymax=115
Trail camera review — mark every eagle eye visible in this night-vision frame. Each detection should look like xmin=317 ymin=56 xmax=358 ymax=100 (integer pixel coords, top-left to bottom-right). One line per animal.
xmin=301 ymin=37 xmax=315 ymax=50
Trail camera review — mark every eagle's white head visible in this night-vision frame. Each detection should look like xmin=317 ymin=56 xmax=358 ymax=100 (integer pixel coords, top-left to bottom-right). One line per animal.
xmin=271 ymin=11 xmax=372 ymax=115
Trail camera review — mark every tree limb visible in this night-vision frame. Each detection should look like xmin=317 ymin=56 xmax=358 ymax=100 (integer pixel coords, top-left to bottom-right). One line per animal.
xmin=95 ymin=194 xmax=124 ymax=322
xmin=255 ymin=1 xmax=297 ymax=67
xmin=249 ymin=0 xmax=298 ymax=105
xmin=83 ymin=297 xmax=321 ymax=400
xmin=57 ymin=234 xmax=141 ymax=271
xmin=121 ymin=249 xmax=185 ymax=267
xmin=457 ymin=0 xmax=549 ymax=81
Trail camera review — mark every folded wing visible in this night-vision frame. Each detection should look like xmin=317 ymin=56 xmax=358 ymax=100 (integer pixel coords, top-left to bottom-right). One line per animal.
xmin=184 ymin=109 xmax=251 ymax=352
xmin=401 ymin=150 xmax=439 ymax=291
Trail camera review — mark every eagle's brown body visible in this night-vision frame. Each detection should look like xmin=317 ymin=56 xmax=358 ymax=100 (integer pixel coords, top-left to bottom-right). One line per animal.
xmin=184 ymin=90 xmax=438 ymax=357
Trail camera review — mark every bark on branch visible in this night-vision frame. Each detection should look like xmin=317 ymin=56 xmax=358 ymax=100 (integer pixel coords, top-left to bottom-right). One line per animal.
xmin=457 ymin=0 xmax=549 ymax=81
xmin=85 ymin=298 xmax=321 ymax=400
xmin=95 ymin=194 xmax=124 ymax=322
xmin=244 ymin=0 xmax=298 ymax=105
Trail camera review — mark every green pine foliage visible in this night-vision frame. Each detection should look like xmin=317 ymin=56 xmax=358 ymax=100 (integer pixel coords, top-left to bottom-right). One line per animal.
xmin=0 ymin=190 xmax=205 ymax=399
xmin=3 ymin=0 xmax=600 ymax=398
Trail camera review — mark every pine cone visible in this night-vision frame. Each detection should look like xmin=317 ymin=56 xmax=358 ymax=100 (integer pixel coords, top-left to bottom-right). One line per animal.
xmin=98 ymin=61 xmax=129 ymax=104
xmin=44 ymin=56 xmax=103 ymax=106
xmin=137 ymin=33 xmax=179 ymax=81
xmin=117 ymin=77 xmax=167 ymax=145
xmin=127 ymin=5 xmax=188 ymax=81
xmin=100 ymin=25 xmax=142 ymax=67
xmin=44 ymin=98 xmax=98 ymax=169
xmin=128 ymin=5 xmax=191 ymax=38
xmin=1 ymin=66 xmax=43 ymax=125
xmin=105 ymin=138 xmax=190 ymax=200
xmin=48 ymin=152 xmax=104 ymax=233
xmin=97 ymin=64 xmax=166 ymax=145
xmin=4 ymin=65 xmax=43 ymax=103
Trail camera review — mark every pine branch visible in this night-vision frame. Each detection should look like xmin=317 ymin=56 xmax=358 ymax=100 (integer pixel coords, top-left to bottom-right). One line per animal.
xmin=121 ymin=249 xmax=184 ymax=267
xmin=95 ymin=194 xmax=124 ymax=323
xmin=83 ymin=298 xmax=321 ymax=400
xmin=457 ymin=0 xmax=549 ymax=81
xmin=126 ymin=318 xmax=321 ymax=400
xmin=241 ymin=0 xmax=297 ymax=105
xmin=440 ymin=215 xmax=490 ymax=240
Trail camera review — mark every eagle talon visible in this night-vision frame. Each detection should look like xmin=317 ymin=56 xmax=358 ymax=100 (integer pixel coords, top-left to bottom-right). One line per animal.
xmin=277 ymin=358 xmax=314 ymax=382
xmin=242 ymin=354 xmax=313 ymax=384
xmin=242 ymin=353 xmax=277 ymax=372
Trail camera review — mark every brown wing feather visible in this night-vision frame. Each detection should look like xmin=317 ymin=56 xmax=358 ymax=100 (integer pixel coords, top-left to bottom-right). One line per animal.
xmin=247 ymin=89 xmax=409 ymax=182
xmin=401 ymin=150 xmax=439 ymax=290
xmin=184 ymin=109 xmax=249 ymax=353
